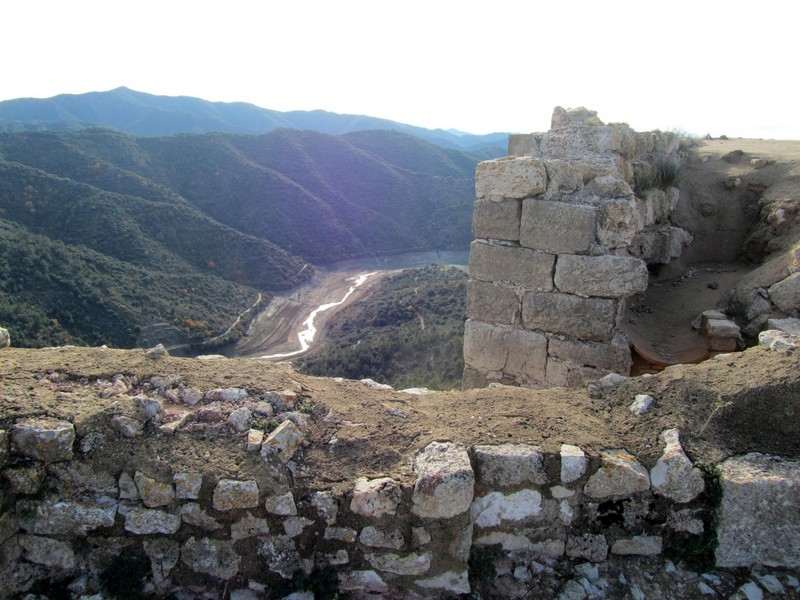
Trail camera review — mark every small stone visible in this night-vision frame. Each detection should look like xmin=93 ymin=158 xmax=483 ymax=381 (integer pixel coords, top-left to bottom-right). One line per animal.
xmin=566 ymin=533 xmax=608 ymax=562
xmin=283 ymin=516 xmax=314 ymax=537
xmin=324 ymin=527 xmax=357 ymax=543
xmin=205 ymin=387 xmax=249 ymax=403
xmin=124 ymin=507 xmax=181 ymax=535
xmin=338 ymin=570 xmax=388 ymax=593
xmin=181 ymin=536 xmax=241 ymax=580
xmin=311 ymin=491 xmax=338 ymax=524
xmin=158 ymin=411 xmax=189 ymax=434
xmin=366 ymin=551 xmax=432 ymax=576
xmin=698 ymin=581 xmax=717 ymax=596
xmin=143 ymin=538 xmax=180 ymax=584
xmin=0 ymin=327 xmax=10 ymax=348
xmin=738 ymin=581 xmax=764 ymax=600
xmin=110 ymin=415 xmax=144 ymax=438
xmin=134 ymin=395 xmax=164 ymax=422
xmin=4 ymin=465 xmax=46 ymax=495
xmin=231 ymin=513 xmax=270 ymax=540
xmin=118 ymin=472 xmax=140 ymax=501
xmin=359 ymin=526 xmax=405 ymax=549
xmin=264 ymin=491 xmax=297 ymax=516
xmin=246 ymin=429 xmax=264 ymax=452
xmin=650 ymin=429 xmax=705 ymax=503
xmin=212 ymin=479 xmax=260 ymax=511
xmin=11 ymin=419 xmax=75 ymax=462
xmin=19 ymin=535 xmax=76 ymax=570
xmin=134 ymin=472 xmax=175 ymax=507
xmin=471 ymin=489 xmax=542 ymax=528
xmin=628 ymin=394 xmax=655 ymax=416
xmin=473 ymin=443 xmax=547 ymax=487
xmin=350 ymin=477 xmax=402 ymax=518
xmin=584 ymin=449 xmax=650 ymax=498
xmin=412 ymin=527 xmax=431 ymax=548
xmin=561 ymin=444 xmax=587 ymax=483
xmin=180 ymin=387 xmax=203 ymax=406
xmin=360 ymin=378 xmax=394 ymax=391
xmin=180 ymin=503 xmax=222 ymax=530
xmin=258 ymin=535 xmax=300 ymax=579
xmin=261 ymin=420 xmax=303 ymax=463
xmin=753 ymin=573 xmax=785 ymax=595
xmin=174 ymin=472 xmax=202 ymax=500
xmin=611 ymin=535 xmax=663 ymax=555
xmin=412 ymin=441 xmax=475 ymax=519
xmin=559 ymin=580 xmax=588 ymax=600
xmin=223 ymin=407 xmax=250 ymax=432
xmin=416 ymin=570 xmax=470 ymax=595
xmin=145 ymin=344 xmax=168 ymax=359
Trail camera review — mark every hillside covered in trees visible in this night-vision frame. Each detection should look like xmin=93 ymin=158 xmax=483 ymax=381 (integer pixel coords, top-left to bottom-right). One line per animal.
xmin=296 ymin=266 xmax=467 ymax=390
xmin=0 ymin=127 xmax=485 ymax=348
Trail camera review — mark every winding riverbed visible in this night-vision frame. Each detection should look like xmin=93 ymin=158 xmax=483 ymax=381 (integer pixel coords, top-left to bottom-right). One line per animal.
xmin=232 ymin=250 xmax=468 ymax=360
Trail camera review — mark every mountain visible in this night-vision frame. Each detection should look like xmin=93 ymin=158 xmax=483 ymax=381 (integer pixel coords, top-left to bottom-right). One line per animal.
xmin=0 ymin=126 xmax=484 ymax=347
xmin=0 ymin=87 xmax=509 ymax=152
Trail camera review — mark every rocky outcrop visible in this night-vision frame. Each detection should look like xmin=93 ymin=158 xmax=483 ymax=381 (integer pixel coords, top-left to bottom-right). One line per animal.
xmin=465 ymin=107 xmax=692 ymax=389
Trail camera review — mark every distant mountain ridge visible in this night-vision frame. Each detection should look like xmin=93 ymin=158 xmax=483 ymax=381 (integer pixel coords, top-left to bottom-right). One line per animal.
xmin=0 ymin=87 xmax=508 ymax=152
xmin=0 ymin=126 xmax=486 ymax=348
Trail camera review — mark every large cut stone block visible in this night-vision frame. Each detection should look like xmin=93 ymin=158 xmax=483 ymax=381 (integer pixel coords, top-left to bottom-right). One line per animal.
xmin=470 ymin=241 xmax=555 ymax=291
xmin=548 ymin=337 xmax=632 ymax=373
xmin=466 ymin=280 xmax=519 ymax=325
xmin=472 ymin=199 xmax=521 ymax=241
xmin=520 ymin=199 xmax=597 ymax=254
xmin=545 ymin=359 xmax=610 ymax=387
xmin=473 ymin=444 xmax=547 ymax=488
xmin=11 ymin=419 xmax=75 ymax=462
xmin=554 ymin=254 xmax=648 ymax=298
xmin=716 ymin=453 xmax=800 ymax=568
xmin=412 ymin=442 xmax=474 ymax=519
xmin=630 ymin=226 xmax=693 ymax=265
xmin=475 ymin=156 xmax=547 ymax=201
xmin=463 ymin=320 xmax=547 ymax=385
xmin=597 ymin=197 xmax=641 ymax=249
xmin=522 ymin=292 xmax=617 ymax=341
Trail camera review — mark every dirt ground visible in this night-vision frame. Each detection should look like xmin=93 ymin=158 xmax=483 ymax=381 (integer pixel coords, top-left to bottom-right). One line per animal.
xmin=1 ymin=341 xmax=797 ymax=495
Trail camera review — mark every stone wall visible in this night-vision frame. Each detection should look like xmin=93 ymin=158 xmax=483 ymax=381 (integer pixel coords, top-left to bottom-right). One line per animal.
xmin=464 ymin=107 xmax=693 ymax=389
xmin=1 ymin=417 xmax=798 ymax=598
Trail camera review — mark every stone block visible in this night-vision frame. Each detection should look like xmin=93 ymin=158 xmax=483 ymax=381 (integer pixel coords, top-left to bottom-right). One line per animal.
xmin=180 ymin=503 xmax=223 ymax=531
xmin=311 ymin=491 xmax=338 ymax=524
xmin=469 ymin=241 xmax=555 ymax=291
xmin=231 ymin=513 xmax=270 ymax=540
xmin=11 ymin=419 xmax=75 ymax=462
xmin=412 ymin=441 xmax=474 ymax=519
xmin=246 ymin=428 xmax=264 ymax=452
xmin=472 ymin=199 xmax=521 ymax=241
xmin=359 ymin=526 xmax=404 ymax=549
xmin=566 ymin=533 xmax=608 ymax=562
xmin=212 ymin=479 xmax=259 ymax=511
xmin=463 ymin=320 xmax=547 ymax=385
xmin=508 ymin=133 xmax=542 ymax=157
xmin=134 ymin=472 xmax=175 ymax=508
xmin=325 ymin=527 xmax=357 ymax=543
xmin=261 ymin=420 xmax=303 ymax=463
xmin=20 ymin=498 xmax=117 ymax=536
xmin=554 ymin=254 xmax=648 ymax=298
xmin=416 ymin=571 xmax=470 ymax=595
xmin=520 ymin=199 xmax=597 ymax=254
xmin=584 ymin=450 xmax=650 ymax=499
xmin=767 ymin=317 xmax=800 ymax=335
xmin=466 ymin=280 xmax=519 ymax=325
xmin=611 ymin=535 xmax=663 ymax=555
xmin=630 ymin=226 xmax=693 ymax=264
xmin=650 ymin=429 xmax=705 ymax=503
xmin=561 ymin=444 xmax=587 ymax=484
xmin=475 ymin=156 xmax=547 ymax=201
xmin=283 ymin=516 xmax=313 ymax=537
xmin=124 ymin=507 xmax=181 ymax=535
xmin=143 ymin=538 xmax=180 ymax=584
xmin=18 ymin=535 xmax=76 ymax=570
xmin=181 ymin=536 xmax=241 ymax=580
xmin=264 ymin=491 xmax=297 ymax=516
xmin=522 ymin=292 xmax=617 ymax=341
xmin=704 ymin=319 xmax=740 ymax=339
xmin=597 ymin=197 xmax=642 ymax=249
xmin=338 ymin=570 xmax=388 ymax=594
xmin=548 ymin=337 xmax=631 ymax=373
xmin=174 ymin=472 xmax=202 ymax=500
xmin=110 ymin=415 xmax=143 ymax=438
xmin=366 ymin=551 xmax=432 ymax=576
xmin=716 ymin=453 xmax=800 ymax=568
xmin=472 ymin=443 xmax=547 ymax=488
xmin=470 ymin=489 xmax=543 ymax=528
xmin=546 ymin=358 xmax=610 ymax=388
xmin=350 ymin=477 xmax=402 ymax=518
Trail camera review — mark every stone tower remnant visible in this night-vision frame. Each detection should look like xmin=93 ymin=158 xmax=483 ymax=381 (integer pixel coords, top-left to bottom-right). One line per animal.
xmin=464 ymin=107 xmax=691 ymax=389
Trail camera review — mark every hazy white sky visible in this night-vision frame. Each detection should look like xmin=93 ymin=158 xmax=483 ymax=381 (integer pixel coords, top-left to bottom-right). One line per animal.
xmin=2 ymin=0 xmax=797 ymax=138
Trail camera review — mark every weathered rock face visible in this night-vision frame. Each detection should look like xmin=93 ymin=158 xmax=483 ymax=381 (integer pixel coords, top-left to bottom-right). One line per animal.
xmin=465 ymin=107 xmax=691 ymax=390
xmin=716 ymin=453 xmax=800 ymax=568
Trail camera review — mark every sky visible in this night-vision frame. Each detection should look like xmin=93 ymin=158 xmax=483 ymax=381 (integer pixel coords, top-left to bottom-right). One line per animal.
xmin=2 ymin=0 xmax=797 ymax=139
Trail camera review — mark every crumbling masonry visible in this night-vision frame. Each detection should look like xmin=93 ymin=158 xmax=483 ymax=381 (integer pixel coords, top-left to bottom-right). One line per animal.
xmin=464 ymin=107 xmax=693 ymax=389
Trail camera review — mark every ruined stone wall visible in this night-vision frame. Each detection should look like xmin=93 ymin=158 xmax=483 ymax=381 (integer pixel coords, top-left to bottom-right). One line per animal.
xmin=464 ymin=107 xmax=694 ymax=389
xmin=2 ymin=416 xmax=799 ymax=598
